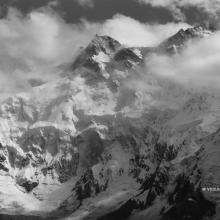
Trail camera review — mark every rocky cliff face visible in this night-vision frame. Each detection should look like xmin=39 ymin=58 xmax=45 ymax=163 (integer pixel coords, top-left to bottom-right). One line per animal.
xmin=0 ymin=26 xmax=219 ymax=220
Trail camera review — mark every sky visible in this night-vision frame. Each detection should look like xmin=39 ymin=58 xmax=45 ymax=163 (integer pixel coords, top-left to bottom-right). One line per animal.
xmin=0 ymin=0 xmax=219 ymax=99
xmin=50 ymin=0 xmax=173 ymax=23
xmin=0 ymin=0 xmax=218 ymax=26
xmin=0 ymin=0 xmax=173 ymax=23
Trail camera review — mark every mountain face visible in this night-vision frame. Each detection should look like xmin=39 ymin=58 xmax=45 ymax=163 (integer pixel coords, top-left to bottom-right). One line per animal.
xmin=0 ymin=26 xmax=219 ymax=220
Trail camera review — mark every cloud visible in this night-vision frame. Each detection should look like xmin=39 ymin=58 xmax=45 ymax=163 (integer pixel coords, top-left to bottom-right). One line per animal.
xmin=0 ymin=8 xmax=99 ymax=69
xmin=137 ymin=0 xmax=220 ymax=23
xmin=0 ymin=8 xmax=193 ymax=101
xmin=145 ymin=31 xmax=220 ymax=90
xmin=100 ymin=14 xmax=190 ymax=47
xmin=137 ymin=0 xmax=220 ymax=11
xmin=0 ymin=8 xmax=101 ymax=100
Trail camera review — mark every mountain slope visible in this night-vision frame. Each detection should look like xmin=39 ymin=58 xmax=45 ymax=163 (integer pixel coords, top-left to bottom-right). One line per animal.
xmin=0 ymin=26 xmax=219 ymax=220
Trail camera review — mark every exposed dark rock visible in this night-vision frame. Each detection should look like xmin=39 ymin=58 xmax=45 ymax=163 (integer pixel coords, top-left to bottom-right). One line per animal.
xmin=55 ymin=150 xmax=79 ymax=183
xmin=159 ymin=26 xmax=211 ymax=53
xmin=0 ymin=163 xmax=9 ymax=172
xmin=0 ymin=154 xmax=6 ymax=162
xmin=0 ymin=214 xmax=46 ymax=220
xmin=97 ymin=199 xmax=141 ymax=220
xmin=114 ymin=48 xmax=142 ymax=63
xmin=74 ymin=168 xmax=106 ymax=203
xmin=72 ymin=35 xmax=121 ymax=71
xmin=16 ymin=177 xmax=39 ymax=192
xmin=21 ymin=181 xmax=38 ymax=192
xmin=162 ymin=174 xmax=215 ymax=220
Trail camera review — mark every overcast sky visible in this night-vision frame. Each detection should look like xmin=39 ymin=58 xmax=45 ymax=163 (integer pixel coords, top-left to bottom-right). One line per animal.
xmin=0 ymin=0 xmax=218 ymax=27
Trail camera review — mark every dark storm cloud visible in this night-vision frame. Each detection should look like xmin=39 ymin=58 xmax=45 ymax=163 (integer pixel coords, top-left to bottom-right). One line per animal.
xmin=1 ymin=0 xmax=218 ymax=27
xmin=137 ymin=0 xmax=220 ymax=28
xmin=0 ymin=0 xmax=50 ymax=16
xmin=54 ymin=0 xmax=174 ymax=23
xmin=0 ymin=0 xmax=173 ymax=23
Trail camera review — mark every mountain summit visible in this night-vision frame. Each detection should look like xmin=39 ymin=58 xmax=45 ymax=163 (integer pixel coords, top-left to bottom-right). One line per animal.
xmin=159 ymin=26 xmax=212 ymax=53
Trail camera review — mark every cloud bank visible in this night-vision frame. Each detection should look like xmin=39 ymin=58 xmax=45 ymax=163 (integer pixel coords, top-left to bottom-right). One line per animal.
xmin=0 ymin=8 xmax=100 ymax=70
xmin=0 ymin=8 xmax=100 ymax=100
xmin=146 ymin=31 xmax=220 ymax=91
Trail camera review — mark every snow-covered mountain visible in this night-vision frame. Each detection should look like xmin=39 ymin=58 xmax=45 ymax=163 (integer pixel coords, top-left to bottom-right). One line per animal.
xmin=0 ymin=26 xmax=219 ymax=220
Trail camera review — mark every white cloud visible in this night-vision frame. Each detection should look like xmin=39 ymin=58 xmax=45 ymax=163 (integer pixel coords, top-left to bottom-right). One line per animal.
xmin=0 ymin=8 xmax=101 ymax=100
xmin=146 ymin=31 xmax=220 ymax=90
xmin=100 ymin=14 xmax=190 ymax=47
xmin=0 ymin=8 xmax=99 ymax=68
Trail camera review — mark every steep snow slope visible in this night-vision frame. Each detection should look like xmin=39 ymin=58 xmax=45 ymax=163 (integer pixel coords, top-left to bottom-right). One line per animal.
xmin=0 ymin=26 xmax=219 ymax=220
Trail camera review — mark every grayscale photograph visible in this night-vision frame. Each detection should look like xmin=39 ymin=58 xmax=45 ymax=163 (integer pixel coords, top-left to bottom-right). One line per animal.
xmin=0 ymin=0 xmax=219 ymax=220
